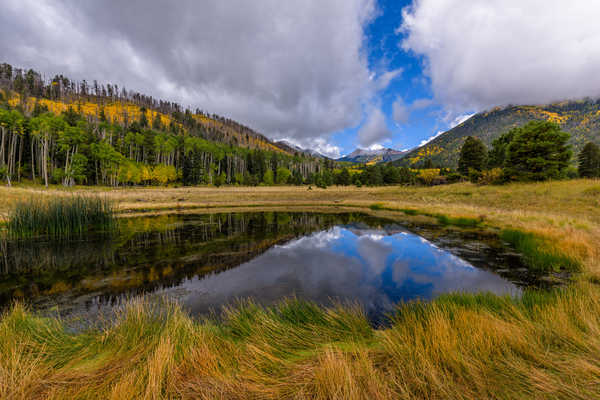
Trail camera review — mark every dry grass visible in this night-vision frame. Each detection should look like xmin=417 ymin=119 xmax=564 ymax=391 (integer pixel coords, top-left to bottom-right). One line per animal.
xmin=0 ymin=179 xmax=599 ymax=399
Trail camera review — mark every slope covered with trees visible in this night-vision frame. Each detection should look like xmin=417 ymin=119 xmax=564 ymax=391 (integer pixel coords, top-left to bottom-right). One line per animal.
xmin=0 ymin=63 xmax=331 ymax=187
xmin=397 ymin=100 xmax=600 ymax=168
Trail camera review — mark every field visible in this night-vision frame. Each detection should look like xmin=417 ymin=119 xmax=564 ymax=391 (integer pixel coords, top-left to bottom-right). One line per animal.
xmin=1 ymin=180 xmax=599 ymax=399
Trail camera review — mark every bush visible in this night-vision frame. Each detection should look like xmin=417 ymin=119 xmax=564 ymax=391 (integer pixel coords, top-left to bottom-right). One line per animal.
xmin=417 ymin=169 xmax=441 ymax=185
xmin=468 ymin=168 xmax=482 ymax=183
xmin=479 ymin=168 xmax=504 ymax=185
xmin=445 ymin=172 xmax=463 ymax=183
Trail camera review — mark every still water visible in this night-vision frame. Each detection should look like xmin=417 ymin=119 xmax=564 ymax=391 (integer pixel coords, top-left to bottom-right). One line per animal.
xmin=0 ymin=212 xmax=532 ymax=323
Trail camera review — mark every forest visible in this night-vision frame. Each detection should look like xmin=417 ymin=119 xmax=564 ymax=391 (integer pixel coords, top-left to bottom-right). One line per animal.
xmin=0 ymin=63 xmax=335 ymax=187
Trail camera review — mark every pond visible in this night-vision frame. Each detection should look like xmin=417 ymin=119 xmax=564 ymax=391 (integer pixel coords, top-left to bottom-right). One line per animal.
xmin=0 ymin=212 xmax=539 ymax=324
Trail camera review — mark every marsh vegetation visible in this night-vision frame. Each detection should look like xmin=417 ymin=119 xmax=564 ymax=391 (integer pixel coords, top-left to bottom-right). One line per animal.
xmin=5 ymin=195 xmax=114 ymax=239
xmin=0 ymin=180 xmax=598 ymax=399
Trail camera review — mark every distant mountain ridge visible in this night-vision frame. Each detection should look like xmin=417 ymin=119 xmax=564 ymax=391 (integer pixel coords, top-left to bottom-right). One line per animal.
xmin=338 ymin=147 xmax=407 ymax=164
xmin=275 ymin=140 xmax=328 ymax=159
xmin=395 ymin=99 xmax=600 ymax=168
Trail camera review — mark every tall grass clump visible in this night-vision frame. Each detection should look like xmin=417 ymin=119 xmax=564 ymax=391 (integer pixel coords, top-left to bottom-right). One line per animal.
xmin=7 ymin=196 xmax=115 ymax=239
xmin=500 ymin=229 xmax=581 ymax=272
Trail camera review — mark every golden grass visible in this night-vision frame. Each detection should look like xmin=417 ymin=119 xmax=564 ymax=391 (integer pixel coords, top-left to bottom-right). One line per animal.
xmin=0 ymin=179 xmax=599 ymax=399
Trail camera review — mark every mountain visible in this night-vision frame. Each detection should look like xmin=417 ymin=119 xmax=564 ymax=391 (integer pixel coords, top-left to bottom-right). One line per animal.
xmin=0 ymin=63 xmax=295 ymax=157
xmin=275 ymin=140 xmax=328 ymax=158
xmin=395 ymin=99 xmax=600 ymax=168
xmin=0 ymin=63 xmax=330 ymax=187
xmin=338 ymin=147 xmax=407 ymax=164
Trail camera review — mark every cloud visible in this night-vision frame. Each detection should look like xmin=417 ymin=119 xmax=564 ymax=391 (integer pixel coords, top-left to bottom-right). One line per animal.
xmin=392 ymin=97 xmax=409 ymax=124
xmin=418 ymin=130 xmax=444 ymax=147
xmin=311 ymin=139 xmax=342 ymax=159
xmin=449 ymin=113 xmax=475 ymax=128
xmin=400 ymin=0 xmax=600 ymax=112
xmin=0 ymin=0 xmax=383 ymax=143
xmin=411 ymin=98 xmax=435 ymax=110
xmin=358 ymin=107 xmax=392 ymax=147
xmin=279 ymin=137 xmax=342 ymax=159
xmin=366 ymin=143 xmax=384 ymax=151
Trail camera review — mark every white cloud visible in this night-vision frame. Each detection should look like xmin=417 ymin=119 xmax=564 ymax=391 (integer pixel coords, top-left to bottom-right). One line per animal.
xmin=449 ymin=113 xmax=475 ymax=128
xmin=1 ymin=0 xmax=384 ymax=142
xmin=392 ymin=97 xmax=410 ymax=124
xmin=419 ymin=130 xmax=444 ymax=147
xmin=279 ymin=137 xmax=341 ymax=159
xmin=357 ymin=107 xmax=392 ymax=147
xmin=411 ymin=98 xmax=435 ymax=110
xmin=311 ymin=138 xmax=342 ymax=159
xmin=366 ymin=143 xmax=384 ymax=151
xmin=400 ymin=0 xmax=600 ymax=113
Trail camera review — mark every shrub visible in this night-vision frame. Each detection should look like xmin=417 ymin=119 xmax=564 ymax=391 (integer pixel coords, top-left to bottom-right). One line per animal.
xmin=417 ymin=169 xmax=441 ymax=185
xmin=7 ymin=196 xmax=115 ymax=239
xmin=468 ymin=168 xmax=482 ymax=183
xmin=479 ymin=168 xmax=504 ymax=185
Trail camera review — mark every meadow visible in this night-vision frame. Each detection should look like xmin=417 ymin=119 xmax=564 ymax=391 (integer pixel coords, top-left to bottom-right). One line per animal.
xmin=0 ymin=179 xmax=599 ymax=399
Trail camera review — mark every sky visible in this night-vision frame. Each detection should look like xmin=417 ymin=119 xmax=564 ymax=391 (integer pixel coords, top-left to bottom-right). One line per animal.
xmin=2 ymin=0 xmax=600 ymax=158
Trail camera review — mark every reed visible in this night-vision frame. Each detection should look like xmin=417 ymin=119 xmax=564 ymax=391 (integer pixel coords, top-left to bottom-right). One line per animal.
xmin=6 ymin=196 xmax=115 ymax=239
xmin=500 ymin=229 xmax=581 ymax=272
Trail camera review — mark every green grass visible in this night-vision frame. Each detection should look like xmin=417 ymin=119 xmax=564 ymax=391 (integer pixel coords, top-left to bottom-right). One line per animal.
xmin=2 ymin=285 xmax=600 ymax=399
xmin=434 ymin=214 xmax=481 ymax=227
xmin=6 ymin=196 xmax=115 ymax=239
xmin=500 ymin=229 xmax=581 ymax=272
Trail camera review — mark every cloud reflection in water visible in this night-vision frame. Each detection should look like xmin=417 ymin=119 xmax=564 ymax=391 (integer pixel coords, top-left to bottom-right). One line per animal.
xmin=176 ymin=226 xmax=520 ymax=320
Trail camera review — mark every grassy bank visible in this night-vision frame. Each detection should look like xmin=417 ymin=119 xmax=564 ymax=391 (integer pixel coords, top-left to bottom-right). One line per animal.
xmin=1 ymin=285 xmax=599 ymax=399
xmin=0 ymin=180 xmax=599 ymax=399
xmin=5 ymin=196 xmax=115 ymax=239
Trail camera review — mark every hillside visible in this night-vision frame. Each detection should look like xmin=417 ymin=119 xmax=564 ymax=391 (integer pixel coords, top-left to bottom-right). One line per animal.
xmin=0 ymin=64 xmax=293 ymax=156
xmin=338 ymin=147 xmax=406 ymax=164
xmin=396 ymin=99 xmax=600 ymax=167
xmin=0 ymin=63 xmax=328 ymax=187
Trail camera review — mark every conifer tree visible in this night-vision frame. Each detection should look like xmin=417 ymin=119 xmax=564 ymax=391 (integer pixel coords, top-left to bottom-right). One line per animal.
xmin=458 ymin=136 xmax=487 ymax=175
xmin=504 ymin=121 xmax=571 ymax=181
xmin=578 ymin=142 xmax=600 ymax=178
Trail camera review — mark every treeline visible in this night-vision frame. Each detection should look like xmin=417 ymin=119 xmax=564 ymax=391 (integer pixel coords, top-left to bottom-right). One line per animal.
xmin=0 ymin=103 xmax=331 ymax=187
xmin=457 ymin=120 xmax=600 ymax=184
xmin=0 ymin=63 xmax=280 ymax=149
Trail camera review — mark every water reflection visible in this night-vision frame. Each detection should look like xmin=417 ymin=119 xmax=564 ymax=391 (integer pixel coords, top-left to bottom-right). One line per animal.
xmin=173 ymin=226 xmax=520 ymax=321
xmin=0 ymin=212 xmax=526 ymax=323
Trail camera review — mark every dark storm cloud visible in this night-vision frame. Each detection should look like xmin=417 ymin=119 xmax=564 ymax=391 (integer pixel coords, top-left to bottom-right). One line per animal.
xmin=1 ymin=0 xmax=386 ymax=144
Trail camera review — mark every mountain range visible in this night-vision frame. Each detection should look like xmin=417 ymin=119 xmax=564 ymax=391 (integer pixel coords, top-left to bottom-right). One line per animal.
xmin=275 ymin=140 xmax=328 ymax=158
xmin=337 ymin=147 xmax=407 ymax=164
xmin=395 ymin=99 xmax=600 ymax=168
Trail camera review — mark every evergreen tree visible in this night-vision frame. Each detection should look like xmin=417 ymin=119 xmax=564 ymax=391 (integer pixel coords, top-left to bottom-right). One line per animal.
xmin=488 ymin=131 xmax=515 ymax=168
xmin=182 ymin=152 xmax=193 ymax=185
xmin=458 ymin=136 xmax=487 ymax=175
xmin=337 ymin=168 xmax=351 ymax=185
xmin=398 ymin=167 xmax=417 ymax=185
xmin=578 ymin=142 xmax=600 ymax=178
xmin=383 ymin=164 xmax=400 ymax=184
xmin=504 ymin=121 xmax=571 ymax=181
xmin=291 ymin=169 xmax=303 ymax=185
